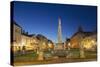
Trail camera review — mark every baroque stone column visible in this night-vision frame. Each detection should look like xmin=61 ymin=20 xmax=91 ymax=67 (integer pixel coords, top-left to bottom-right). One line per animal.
xmin=58 ymin=17 xmax=62 ymax=44
xmin=57 ymin=17 xmax=63 ymax=50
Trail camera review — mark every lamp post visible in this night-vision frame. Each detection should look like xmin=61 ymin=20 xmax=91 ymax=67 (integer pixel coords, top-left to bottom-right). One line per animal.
xmin=68 ymin=42 xmax=71 ymax=51
xmin=37 ymin=40 xmax=44 ymax=60
xmin=66 ymin=39 xmax=71 ymax=58
xmin=79 ymin=34 xmax=85 ymax=58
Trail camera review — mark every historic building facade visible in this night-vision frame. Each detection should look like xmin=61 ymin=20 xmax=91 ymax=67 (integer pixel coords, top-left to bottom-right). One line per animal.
xmin=12 ymin=22 xmax=22 ymax=52
xmin=81 ymin=33 xmax=97 ymax=50
xmin=12 ymin=21 xmax=54 ymax=52
xmin=21 ymin=33 xmax=39 ymax=51
xmin=70 ymin=26 xmax=97 ymax=50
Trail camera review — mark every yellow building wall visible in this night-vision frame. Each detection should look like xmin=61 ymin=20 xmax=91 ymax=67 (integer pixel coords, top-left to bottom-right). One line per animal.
xmin=12 ymin=24 xmax=22 ymax=52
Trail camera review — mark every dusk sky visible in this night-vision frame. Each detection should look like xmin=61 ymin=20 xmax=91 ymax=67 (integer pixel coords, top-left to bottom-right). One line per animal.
xmin=13 ymin=1 xmax=97 ymax=43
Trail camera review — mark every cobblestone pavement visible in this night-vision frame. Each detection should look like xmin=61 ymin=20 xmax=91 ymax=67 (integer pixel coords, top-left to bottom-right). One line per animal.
xmin=14 ymin=57 xmax=97 ymax=66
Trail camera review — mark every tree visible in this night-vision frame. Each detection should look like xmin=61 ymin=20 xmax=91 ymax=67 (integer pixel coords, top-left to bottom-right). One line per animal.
xmin=48 ymin=39 xmax=54 ymax=50
xmin=64 ymin=38 xmax=70 ymax=49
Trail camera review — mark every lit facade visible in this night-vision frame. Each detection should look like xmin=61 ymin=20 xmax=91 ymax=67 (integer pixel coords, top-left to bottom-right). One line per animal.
xmin=70 ymin=26 xmax=97 ymax=50
xmin=12 ymin=22 xmax=55 ymax=52
xmin=81 ymin=34 xmax=97 ymax=50
xmin=21 ymin=34 xmax=39 ymax=51
xmin=12 ymin=22 xmax=22 ymax=52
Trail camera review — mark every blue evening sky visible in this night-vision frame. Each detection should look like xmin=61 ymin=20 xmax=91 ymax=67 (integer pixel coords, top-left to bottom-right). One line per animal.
xmin=13 ymin=1 xmax=97 ymax=43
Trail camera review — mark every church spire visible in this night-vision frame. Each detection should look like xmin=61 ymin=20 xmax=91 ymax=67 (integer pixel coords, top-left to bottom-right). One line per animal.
xmin=78 ymin=26 xmax=83 ymax=32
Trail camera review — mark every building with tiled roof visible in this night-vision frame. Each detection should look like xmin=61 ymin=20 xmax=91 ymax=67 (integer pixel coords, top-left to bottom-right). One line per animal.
xmin=70 ymin=26 xmax=97 ymax=50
